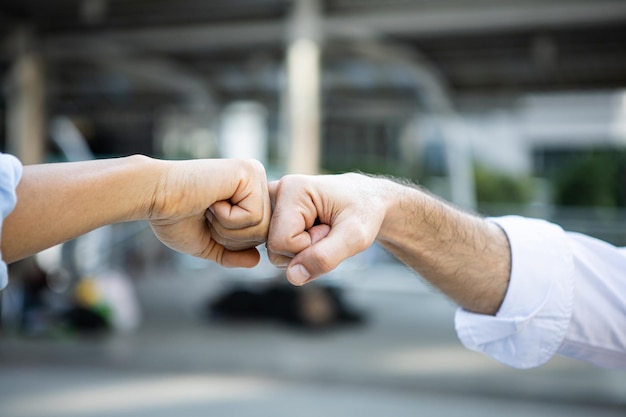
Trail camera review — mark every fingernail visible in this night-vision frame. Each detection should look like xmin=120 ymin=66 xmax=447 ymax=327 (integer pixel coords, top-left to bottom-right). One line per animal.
xmin=288 ymin=264 xmax=311 ymax=285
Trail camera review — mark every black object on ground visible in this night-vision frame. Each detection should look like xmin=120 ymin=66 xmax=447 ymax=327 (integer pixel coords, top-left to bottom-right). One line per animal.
xmin=207 ymin=282 xmax=365 ymax=331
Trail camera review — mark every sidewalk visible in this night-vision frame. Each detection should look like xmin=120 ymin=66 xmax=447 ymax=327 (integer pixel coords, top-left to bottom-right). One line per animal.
xmin=1 ymin=259 xmax=624 ymax=416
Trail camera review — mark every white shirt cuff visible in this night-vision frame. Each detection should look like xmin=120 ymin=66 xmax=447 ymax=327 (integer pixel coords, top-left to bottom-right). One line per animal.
xmin=455 ymin=215 xmax=575 ymax=368
xmin=0 ymin=153 xmax=23 ymax=291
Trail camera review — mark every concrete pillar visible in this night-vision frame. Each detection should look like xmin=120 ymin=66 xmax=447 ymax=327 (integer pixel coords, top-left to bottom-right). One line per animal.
xmin=7 ymin=29 xmax=46 ymax=165
xmin=220 ymin=101 xmax=268 ymax=165
xmin=285 ymin=0 xmax=322 ymax=175
xmin=441 ymin=116 xmax=476 ymax=211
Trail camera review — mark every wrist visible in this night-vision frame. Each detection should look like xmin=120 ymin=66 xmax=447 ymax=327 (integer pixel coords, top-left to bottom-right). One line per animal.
xmin=122 ymin=154 xmax=168 ymax=221
xmin=376 ymin=178 xmax=423 ymax=245
xmin=374 ymin=178 xmax=511 ymax=314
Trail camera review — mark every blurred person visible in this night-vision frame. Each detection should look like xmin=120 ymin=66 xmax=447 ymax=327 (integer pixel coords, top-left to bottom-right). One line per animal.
xmin=252 ymin=173 xmax=626 ymax=370
xmin=0 ymin=153 xmax=271 ymax=291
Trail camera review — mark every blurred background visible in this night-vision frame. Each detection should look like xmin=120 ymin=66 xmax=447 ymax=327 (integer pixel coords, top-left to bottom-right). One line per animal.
xmin=1 ymin=0 xmax=626 ymax=416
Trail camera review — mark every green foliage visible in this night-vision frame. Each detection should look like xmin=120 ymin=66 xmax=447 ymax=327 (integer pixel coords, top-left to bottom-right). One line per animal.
xmin=552 ymin=150 xmax=626 ymax=208
xmin=474 ymin=164 xmax=533 ymax=204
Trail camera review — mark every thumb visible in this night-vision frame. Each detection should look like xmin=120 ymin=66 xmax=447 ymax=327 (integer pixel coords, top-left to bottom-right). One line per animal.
xmin=286 ymin=221 xmax=373 ymax=286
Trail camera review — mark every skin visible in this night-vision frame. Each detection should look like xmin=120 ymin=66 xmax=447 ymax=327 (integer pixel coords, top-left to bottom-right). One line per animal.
xmin=1 ymin=155 xmax=270 ymax=268
xmin=3 ymin=158 xmax=509 ymax=315
xmin=258 ymin=173 xmax=511 ymax=315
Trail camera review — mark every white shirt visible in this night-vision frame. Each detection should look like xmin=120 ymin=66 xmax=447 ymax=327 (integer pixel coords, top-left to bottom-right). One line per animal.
xmin=455 ymin=215 xmax=626 ymax=369
xmin=0 ymin=153 xmax=23 ymax=290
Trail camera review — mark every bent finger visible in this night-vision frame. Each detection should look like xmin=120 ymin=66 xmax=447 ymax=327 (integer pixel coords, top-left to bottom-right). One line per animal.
xmin=286 ymin=221 xmax=374 ymax=286
xmin=267 ymin=224 xmax=328 ymax=268
xmin=267 ymin=198 xmax=317 ymax=256
xmin=210 ymin=200 xmax=264 ymax=230
xmin=267 ymin=248 xmax=292 ymax=268
xmin=208 ymin=213 xmax=267 ymax=246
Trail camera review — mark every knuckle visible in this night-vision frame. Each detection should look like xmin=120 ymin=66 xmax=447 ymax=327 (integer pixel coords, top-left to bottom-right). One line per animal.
xmin=250 ymin=209 xmax=265 ymax=226
xmin=239 ymin=212 xmax=261 ymax=229
xmin=266 ymin=239 xmax=292 ymax=257
xmin=265 ymin=240 xmax=276 ymax=253
xmin=211 ymin=234 xmax=227 ymax=246
xmin=209 ymin=228 xmax=228 ymax=245
xmin=278 ymin=174 xmax=307 ymax=190
xmin=246 ymin=229 xmax=268 ymax=245
xmin=352 ymin=225 xmax=373 ymax=251
xmin=267 ymin=250 xmax=290 ymax=268
xmin=249 ymin=158 xmax=265 ymax=172
xmin=340 ymin=220 xmax=375 ymax=253
xmin=226 ymin=243 xmax=253 ymax=251
xmin=265 ymin=240 xmax=281 ymax=254
xmin=242 ymin=158 xmax=265 ymax=177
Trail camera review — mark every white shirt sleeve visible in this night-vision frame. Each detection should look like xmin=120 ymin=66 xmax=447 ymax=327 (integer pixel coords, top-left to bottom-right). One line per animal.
xmin=454 ymin=215 xmax=626 ymax=370
xmin=0 ymin=153 xmax=23 ymax=291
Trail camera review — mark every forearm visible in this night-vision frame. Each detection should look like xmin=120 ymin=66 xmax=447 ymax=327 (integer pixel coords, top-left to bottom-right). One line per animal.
xmin=375 ymin=179 xmax=511 ymax=315
xmin=1 ymin=155 xmax=160 ymax=263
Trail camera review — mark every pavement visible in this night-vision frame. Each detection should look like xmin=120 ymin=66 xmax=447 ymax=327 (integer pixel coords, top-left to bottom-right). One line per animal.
xmin=1 ymin=251 xmax=625 ymax=417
